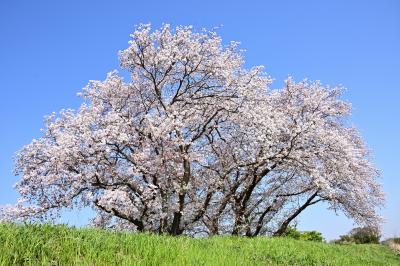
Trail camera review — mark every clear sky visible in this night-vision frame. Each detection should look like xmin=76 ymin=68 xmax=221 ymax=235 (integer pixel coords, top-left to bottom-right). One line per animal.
xmin=0 ymin=0 xmax=399 ymax=240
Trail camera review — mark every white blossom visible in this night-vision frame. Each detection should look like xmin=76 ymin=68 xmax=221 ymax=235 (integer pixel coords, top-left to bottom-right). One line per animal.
xmin=1 ymin=24 xmax=384 ymax=236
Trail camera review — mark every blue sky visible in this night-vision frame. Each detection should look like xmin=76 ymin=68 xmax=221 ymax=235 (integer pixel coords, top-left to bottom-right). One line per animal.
xmin=0 ymin=0 xmax=399 ymax=240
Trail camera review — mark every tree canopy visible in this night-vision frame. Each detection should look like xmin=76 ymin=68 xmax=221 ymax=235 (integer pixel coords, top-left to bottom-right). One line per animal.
xmin=1 ymin=24 xmax=384 ymax=236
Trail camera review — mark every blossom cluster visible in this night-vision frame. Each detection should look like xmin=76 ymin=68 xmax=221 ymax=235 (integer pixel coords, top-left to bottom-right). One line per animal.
xmin=1 ymin=24 xmax=384 ymax=236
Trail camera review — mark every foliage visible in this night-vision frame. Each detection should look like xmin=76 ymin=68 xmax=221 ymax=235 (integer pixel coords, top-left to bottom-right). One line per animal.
xmin=1 ymin=24 xmax=384 ymax=236
xmin=281 ymin=226 xmax=324 ymax=242
xmin=334 ymin=227 xmax=381 ymax=244
xmin=0 ymin=223 xmax=398 ymax=266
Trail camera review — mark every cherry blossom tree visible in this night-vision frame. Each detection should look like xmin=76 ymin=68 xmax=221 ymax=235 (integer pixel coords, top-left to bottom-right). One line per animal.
xmin=1 ymin=24 xmax=384 ymax=236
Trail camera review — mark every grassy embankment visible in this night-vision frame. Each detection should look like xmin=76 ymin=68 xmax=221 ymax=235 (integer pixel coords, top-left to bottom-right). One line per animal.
xmin=0 ymin=223 xmax=399 ymax=265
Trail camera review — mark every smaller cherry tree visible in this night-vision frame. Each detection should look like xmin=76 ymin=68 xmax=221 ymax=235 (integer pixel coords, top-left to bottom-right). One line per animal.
xmin=1 ymin=24 xmax=384 ymax=236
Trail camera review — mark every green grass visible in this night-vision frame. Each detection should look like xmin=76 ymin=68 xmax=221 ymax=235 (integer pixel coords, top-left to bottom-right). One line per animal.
xmin=0 ymin=223 xmax=399 ymax=265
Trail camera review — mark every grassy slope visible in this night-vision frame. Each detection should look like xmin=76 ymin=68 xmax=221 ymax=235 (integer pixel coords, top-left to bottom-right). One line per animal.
xmin=0 ymin=223 xmax=399 ymax=265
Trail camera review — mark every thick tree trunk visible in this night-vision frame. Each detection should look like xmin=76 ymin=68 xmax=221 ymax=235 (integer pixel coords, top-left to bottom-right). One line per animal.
xmin=169 ymin=156 xmax=191 ymax=235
